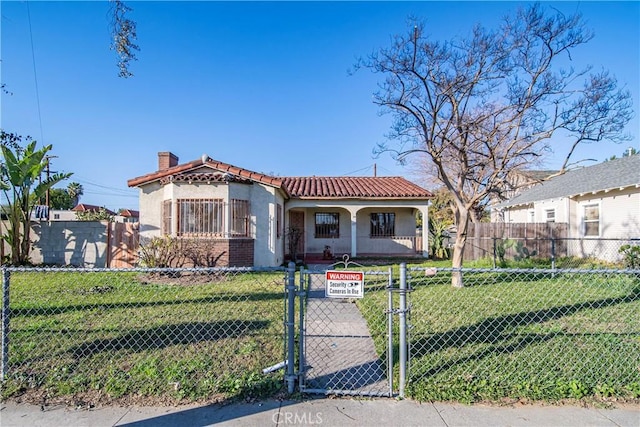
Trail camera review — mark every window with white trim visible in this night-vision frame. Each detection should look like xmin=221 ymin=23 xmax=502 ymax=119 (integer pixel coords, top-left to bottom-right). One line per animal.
xmin=545 ymin=209 xmax=555 ymax=223
xmin=583 ymin=203 xmax=600 ymax=237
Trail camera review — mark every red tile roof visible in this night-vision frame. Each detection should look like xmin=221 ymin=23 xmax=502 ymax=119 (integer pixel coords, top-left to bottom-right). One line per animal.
xmin=119 ymin=209 xmax=139 ymax=218
xmin=127 ymin=155 xmax=432 ymax=200
xmin=72 ymin=204 xmax=116 ymax=215
xmin=281 ymin=176 xmax=432 ymax=199
xmin=127 ymin=157 xmax=283 ymax=188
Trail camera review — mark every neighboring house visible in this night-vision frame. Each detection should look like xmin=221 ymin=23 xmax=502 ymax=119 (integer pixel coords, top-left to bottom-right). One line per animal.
xmin=116 ymin=209 xmax=139 ymax=223
xmin=127 ymin=152 xmax=433 ymax=267
xmin=490 ymin=169 xmax=557 ymax=222
xmin=48 ymin=209 xmax=77 ymax=221
xmin=50 ymin=206 xmax=138 ymax=223
xmin=493 ymin=155 xmax=640 ymax=261
xmin=72 ymin=204 xmax=117 ymax=217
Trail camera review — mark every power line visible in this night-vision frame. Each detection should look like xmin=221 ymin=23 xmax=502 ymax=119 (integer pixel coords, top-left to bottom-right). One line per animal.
xmin=26 ymin=1 xmax=44 ymax=144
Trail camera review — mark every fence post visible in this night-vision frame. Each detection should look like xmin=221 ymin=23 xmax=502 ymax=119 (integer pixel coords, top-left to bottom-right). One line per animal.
xmin=285 ymin=261 xmax=297 ymax=394
xmin=1 ymin=268 xmax=9 ymax=381
xmin=298 ymin=266 xmax=306 ymax=391
xmin=387 ymin=266 xmax=394 ymax=397
xmin=399 ymin=263 xmax=408 ymax=398
xmin=492 ymin=237 xmax=497 ymax=269
xmin=551 ymin=238 xmax=556 ymax=270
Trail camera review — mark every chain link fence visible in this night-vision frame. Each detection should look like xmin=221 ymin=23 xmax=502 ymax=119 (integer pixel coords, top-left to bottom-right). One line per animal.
xmin=1 ymin=266 xmax=287 ymax=403
xmin=3 ymin=264 xmax=639 ymax=403
xmin=299 ymin=266 xmax=393 ymax=397
xmin=405 ymin=267 xmax=640 ymax=401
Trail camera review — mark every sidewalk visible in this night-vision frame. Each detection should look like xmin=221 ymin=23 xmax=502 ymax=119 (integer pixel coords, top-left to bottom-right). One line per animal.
xmin=2 ymin=397 xmax=639 ymax=427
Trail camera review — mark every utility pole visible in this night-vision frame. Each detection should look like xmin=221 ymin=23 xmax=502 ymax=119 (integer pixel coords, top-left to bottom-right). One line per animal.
xmin=44 ymin=155 xmax=58 ymax=220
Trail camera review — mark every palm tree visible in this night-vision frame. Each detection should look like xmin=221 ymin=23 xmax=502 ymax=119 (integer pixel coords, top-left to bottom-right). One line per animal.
xmin=0 ymin=140 xmax=72 ymax=264
xmin=67 ymin=182 xmax=84 ymax=206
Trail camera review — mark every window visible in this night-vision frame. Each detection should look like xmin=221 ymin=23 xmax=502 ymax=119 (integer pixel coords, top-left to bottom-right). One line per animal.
xmin=583 ymin=203 xmax=600 ymax=237
xmin=528 ymin=210 xmax=535 ymax=223
xmin=177 ymin=198 xmax=224 ymax=236
xmin=545 ymin=209 xmax=555 ymax=223
xmin=370 ymin=213 xmax=395 ymax=237
xmin=277 ymin=204 xmax=283 ymax=238
xmin=162 ymin=200 xmax=172 ymax=235
xmin=315 ymin=213 xmax=339 ymax=238
xmin=231 ymin=199 xmax=250 ymax=237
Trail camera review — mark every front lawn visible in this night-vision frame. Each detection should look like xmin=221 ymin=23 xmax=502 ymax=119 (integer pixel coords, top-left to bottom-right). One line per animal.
xmin=1 ymin=269 xmax=286 ymax=405
xmin=359 ymin=268 xmax=640 ymax=403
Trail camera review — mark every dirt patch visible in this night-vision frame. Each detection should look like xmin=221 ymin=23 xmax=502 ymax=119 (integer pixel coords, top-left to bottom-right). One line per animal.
xmin=137 ymin=272 xmax=228 ymax=286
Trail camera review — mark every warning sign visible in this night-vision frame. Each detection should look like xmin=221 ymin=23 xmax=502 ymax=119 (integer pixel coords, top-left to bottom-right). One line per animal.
xmin=325 ymin=270 xmax=364 ymax=299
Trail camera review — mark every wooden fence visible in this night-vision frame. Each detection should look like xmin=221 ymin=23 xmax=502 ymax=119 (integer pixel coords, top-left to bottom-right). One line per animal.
xmin=107 ymin=222 xmax=139 ymax=268
xmin=464 ymin=222 xmax=569 ymax=261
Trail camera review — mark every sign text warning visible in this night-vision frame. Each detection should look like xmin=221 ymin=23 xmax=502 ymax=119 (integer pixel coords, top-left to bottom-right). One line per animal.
xmin=325 ymin=270 xmax=364 ymax=299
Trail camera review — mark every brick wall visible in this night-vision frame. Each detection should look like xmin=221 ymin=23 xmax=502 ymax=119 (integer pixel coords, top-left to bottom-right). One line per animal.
xmin=177 ymin=238 xmax=254 ymax=267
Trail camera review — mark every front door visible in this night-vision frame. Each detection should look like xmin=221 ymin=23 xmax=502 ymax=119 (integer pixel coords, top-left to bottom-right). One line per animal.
xmin=288 ymin=211 xmax=305 ymax=261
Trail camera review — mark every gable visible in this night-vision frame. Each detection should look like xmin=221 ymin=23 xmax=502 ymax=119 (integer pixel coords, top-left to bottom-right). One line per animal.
xmin=498 ymin=155 xmax=640 ymax=208
xmin=127 ymin=157 xmax=284 ymax=189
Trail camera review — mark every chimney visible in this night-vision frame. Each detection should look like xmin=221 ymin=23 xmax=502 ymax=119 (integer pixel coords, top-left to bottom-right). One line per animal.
xmin=158 ymin=152 xmax=179 ymax=170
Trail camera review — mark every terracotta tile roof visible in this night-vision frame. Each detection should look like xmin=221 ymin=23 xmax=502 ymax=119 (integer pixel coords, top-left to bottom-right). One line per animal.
xmin=127 ymin=157 xmax=283 ymax=188
xmin=119 ymin=209 xmax=139 ymax=218
xmin=72 ymin=204 xmax=116 ymax=215
xmin=127 ymin=154 xmax=432 ymax=200
xmin=281 ymin=176 xmax=433 ymax=199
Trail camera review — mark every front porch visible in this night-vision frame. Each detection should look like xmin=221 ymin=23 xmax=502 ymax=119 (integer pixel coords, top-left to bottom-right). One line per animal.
xmin=284 ymin=203 xmax=429 ymax=262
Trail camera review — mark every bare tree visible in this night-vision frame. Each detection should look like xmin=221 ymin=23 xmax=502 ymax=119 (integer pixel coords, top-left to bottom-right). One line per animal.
xmin=110 ymin=0 xmax=139 ymax=78
xmin=357 ymin=4 xmax=632 ymax=287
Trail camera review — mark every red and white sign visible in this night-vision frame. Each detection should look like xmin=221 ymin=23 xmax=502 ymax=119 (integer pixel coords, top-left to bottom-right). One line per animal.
xmin=325 ymin=270 xmax=364 ymax=298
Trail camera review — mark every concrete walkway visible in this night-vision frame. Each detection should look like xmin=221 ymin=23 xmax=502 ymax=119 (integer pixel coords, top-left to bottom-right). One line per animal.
xmin=302 ymin=267 xmax=389 ymax=395
xmin=2 ymin=397 xmax=638 ymax=426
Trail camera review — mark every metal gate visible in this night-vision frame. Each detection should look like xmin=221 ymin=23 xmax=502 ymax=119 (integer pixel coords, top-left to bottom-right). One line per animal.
xmin=283 ymin=257 xmax=409 ymax=397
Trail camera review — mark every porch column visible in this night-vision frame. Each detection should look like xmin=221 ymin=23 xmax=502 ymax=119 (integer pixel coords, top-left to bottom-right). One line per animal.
xmin=351 ymin=212 xmax=357 ymax=257
xmin=421 ymin=206 xmax=429 ymax=258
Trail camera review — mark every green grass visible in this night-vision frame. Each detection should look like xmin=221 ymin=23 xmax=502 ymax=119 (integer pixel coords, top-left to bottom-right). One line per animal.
xmin=359 ymin=268 xmax=640 ymax=403
xmin=1 ymin=270 xmax=286 ymax=403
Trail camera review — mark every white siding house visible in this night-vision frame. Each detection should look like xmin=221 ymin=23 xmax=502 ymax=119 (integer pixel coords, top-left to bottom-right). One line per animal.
xmin=494 ymin=155 xmax=640 ymax=262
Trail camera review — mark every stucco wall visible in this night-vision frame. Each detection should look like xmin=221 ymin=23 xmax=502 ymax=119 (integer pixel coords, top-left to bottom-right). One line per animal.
xmin=303 ymin=208 xmax=352 ymax=255
xmin=356 ymin=208 xmax=417 ymax=254
xmin=136 ymin=177 xmax=284 ymax=267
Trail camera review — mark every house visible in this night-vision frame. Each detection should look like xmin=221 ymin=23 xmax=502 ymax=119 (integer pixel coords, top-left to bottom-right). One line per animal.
xmin=489 ymin=169 xmax=557 ymax=222
xmin=493 ymin=155 xmax=640 ymax=261
xmin=116 ymin=209 xmax=139 ymax=223
xmin=72 ymin=204 xmax=117 ymax=216
xmin=127 ymin=152 xmax=433 ymax=267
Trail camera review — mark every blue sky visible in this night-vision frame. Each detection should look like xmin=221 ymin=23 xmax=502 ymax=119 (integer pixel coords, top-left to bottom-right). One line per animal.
xmin=2 ymin=1 xmax=638 ymax=211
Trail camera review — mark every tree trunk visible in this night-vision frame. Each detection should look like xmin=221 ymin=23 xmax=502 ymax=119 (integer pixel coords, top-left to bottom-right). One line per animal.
xmin=451 ymin=204 xmax=470 ymax=288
